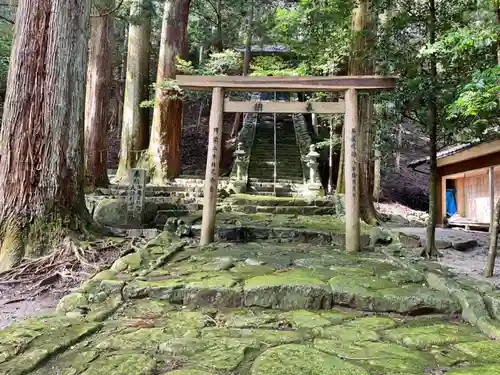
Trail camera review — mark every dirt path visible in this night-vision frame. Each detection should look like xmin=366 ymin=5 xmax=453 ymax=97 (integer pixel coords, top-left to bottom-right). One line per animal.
xmin=396 ymin=227 xmax=500 ymax=285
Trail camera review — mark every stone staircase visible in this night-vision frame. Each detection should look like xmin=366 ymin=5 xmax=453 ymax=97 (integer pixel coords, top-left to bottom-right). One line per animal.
xmin=247 ymin=113 xmax=305 ymax=196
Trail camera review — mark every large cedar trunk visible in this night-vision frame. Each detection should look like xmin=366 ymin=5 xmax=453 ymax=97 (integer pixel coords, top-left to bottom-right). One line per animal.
xmin=148 ymin=0 xmax=190 ymax=183
xmin=423 ymin=0 xmax=439 ymax=258
xmin=349 ymin=0 xmax=378 ymax=225
xmin=85 ymin=0 xmax=115 ymax=188
xmin=0 ymin=0 xmax=91 ymax=272
xmin=115 ymin=0 xmax=151 ymax=183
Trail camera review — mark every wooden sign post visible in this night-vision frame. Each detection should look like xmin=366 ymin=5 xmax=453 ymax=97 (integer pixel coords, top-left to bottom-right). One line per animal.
xmin=344 ymin=88 xmax=360 ymax=252
xmin=200 ymin=87 xmax=224 ymax=245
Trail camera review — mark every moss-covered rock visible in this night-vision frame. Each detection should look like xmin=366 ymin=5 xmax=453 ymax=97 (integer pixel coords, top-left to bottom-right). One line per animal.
xmin=314 ymin=339 xmax=436 ymax=374
xmin=454 ymin=340 xmax=500 ymax=362
xmin=110 ymin=251 xmax=144 ymax=273
xmin=317 ymin=316 xmax=397 ymax=341
xmin=79 ymin=353 xmax=157 ymax=375
xmin=159 ymin=337 xmax=248 ymax=372
xmin=93 ymin=198 xmax=157 ymax=227
xmin=244 ymin=269 xmax=332 ymax=310
xmin=166 ymin=370 xmax=217 ymax=375
xmin=446 ymin=364 xmax=500 ymax=374
xmin=383 ymin=322 xmax=485 ymax=349
xmin=123 ymin=272 xmax=242 ymax=307
xmin=56 ymin=292 xmax=88 ymax=314
xmin=0 ymin=321 xmax=102 ymax=374
xmin=201 ymin=327 xmax=302 ymax=346
xmin=250 ymin=344 xmax=370 ymax=375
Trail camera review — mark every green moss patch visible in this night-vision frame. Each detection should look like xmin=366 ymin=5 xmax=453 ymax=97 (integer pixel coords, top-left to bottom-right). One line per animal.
xmin=383 ymin=322 xmax=485 ymax=349
xmin=250 ymin=344 xmax=369 ymax=375
xmin=446 ymin=364 xmax=500 ymax=374
xmin=79 ymin=353 xmax=157 ymax=375
xmin=314 ymin=339 xmax=436 ymax=374
xmin=159 ymin=337 xmax=248 ymax=372
xmin=454 ymin=340 xmax=500 ymax=362
xmin=317 ymin=316 xmax=397 ymax=341
xmin=0 ymin=321 xmax=101 ymax=374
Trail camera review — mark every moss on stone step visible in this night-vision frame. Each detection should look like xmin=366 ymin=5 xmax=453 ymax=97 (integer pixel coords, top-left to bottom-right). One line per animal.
xmin=244 ymin=269 xmax=332 ymax=310
xmin=383 ymin=322 xmax=485 ymax=349
xmin=316 ymin=316 xmax=397 ymax=341
xmin=314 ymin=339 xmax=436 ymax=374
xmin=446 ymin=364 xmax=500 ymax=374
xmin=250 ymin=344 xmax=370 ymax=375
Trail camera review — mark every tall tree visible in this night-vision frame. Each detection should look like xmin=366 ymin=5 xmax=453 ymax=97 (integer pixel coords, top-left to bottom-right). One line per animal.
xmin=422 ymin=0 xmax=439 ymax=258
xmin=85 ymin=0 xmax=115 ymax=188
xmin=349 ymin=0 xmax=379 ymax=225
xmin=115 ymin=0 xmax=151 ymax=183
xmin=147 ymin=0 xmax=191 ymax=183
xmin=0 ymin=0 xmax=91 ymax=272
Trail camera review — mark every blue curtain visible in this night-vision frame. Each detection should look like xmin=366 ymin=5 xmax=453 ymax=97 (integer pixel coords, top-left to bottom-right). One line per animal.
xmin=446 ymin=189 xmax=457 ymax=216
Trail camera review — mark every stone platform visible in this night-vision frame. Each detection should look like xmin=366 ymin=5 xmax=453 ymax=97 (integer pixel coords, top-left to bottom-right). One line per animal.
xmin=3 ymin=233 xmax=500 ymax=374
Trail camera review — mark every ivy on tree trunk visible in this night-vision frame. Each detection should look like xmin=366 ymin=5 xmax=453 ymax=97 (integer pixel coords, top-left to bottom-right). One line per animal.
xmin=0 ymin=0 xmax=92 ymax=272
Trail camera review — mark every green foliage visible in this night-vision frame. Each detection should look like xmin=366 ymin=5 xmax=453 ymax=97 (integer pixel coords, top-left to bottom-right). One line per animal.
xmin=0 ymin=24 xmax=13 ymax=88
xmin=250 ymin=56 xmax=306 ymax=76
xmin=272 ymin=0 xmax=353 ymax=75
xmin=199 ymin=49 xmax=242 ymax=75
xmin=448 ymin=66 xmax=500 ymax=129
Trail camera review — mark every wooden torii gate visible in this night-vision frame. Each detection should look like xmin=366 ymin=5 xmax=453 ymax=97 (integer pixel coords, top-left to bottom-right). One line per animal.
xmin=175 ymin=75 xmax=397 ymax=252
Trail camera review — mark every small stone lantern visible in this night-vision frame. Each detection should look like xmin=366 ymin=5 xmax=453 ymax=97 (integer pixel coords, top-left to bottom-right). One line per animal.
xmin=234 ymin=142 xmax=246 ymax=181
xmin=306 ymin=144 xmax=320 ymax=184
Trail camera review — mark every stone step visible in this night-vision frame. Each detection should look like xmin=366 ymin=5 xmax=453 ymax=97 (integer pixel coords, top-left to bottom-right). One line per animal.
xmin=227 ymin=196 xmax=336 ymax=207
xmin=230 ymin=205 xmax=335 ymax=215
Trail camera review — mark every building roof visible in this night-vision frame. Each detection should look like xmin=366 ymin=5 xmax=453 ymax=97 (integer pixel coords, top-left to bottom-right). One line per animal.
xmin=407 ymin=143 xmax=475 ymax=168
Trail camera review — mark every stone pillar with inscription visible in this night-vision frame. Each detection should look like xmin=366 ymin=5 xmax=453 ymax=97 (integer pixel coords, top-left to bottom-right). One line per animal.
xmin=200 ymin=87 xmax=224 ymax=245
xmin=344 ymin=88 xmax=360 ymax=252
xmin=127 ymin=168 xmax=147 ymax=226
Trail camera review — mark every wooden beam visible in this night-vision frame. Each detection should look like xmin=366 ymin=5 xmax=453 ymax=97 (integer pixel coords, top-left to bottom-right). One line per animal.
xmin=344 ymin=88 xmax=360 ymax=252
xmin=490 ymin=167 xmax=495 ymax=232
xmin=223 ymin=99 xmax=345 ymax=113
xmin=200 ymin=87 xmax=224 ymax=246
xmin=176 ymin=75 xmax=398 ymax=92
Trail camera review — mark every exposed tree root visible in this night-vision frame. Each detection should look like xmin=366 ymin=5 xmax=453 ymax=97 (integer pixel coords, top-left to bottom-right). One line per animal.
xmin=0 ymin=237 xmax=125 ymax=300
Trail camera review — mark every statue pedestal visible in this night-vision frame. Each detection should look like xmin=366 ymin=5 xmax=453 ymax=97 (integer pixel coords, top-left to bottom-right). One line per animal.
xmin=229 ymin=181 xmax=246 ymax=194
xmin=303 ymin=182 xmax=322 ymax=198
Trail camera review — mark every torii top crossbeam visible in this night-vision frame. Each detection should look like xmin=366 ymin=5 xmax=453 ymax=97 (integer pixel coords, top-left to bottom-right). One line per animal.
xmin=175 ymin=75 xmax=397 ymax=91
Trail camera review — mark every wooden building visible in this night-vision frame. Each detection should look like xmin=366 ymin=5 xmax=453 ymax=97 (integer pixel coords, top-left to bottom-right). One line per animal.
xmin=410 ymin=139 xmax=500 ymax=230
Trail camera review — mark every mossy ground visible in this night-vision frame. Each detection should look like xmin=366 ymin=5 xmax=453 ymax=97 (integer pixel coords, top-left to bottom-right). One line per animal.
xmin=2 ymin=236 xmax=500 ymax=374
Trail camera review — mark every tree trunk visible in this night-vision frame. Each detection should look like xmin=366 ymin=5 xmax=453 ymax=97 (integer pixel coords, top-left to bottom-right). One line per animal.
xmin=84 ymin=0 xmax=115 ymax=188
xmin=349 ymin=0 xmax=378 ymax=225
xmin=231 ymin=0 xmax=254 ymax=138
xmin=484 ymin=0 xmax=500 ymax=275
xmin=395 ymin=123 xmax=402 ymax=172
xmin=485 ymin=198 xmax=500 ymax=276
xmin=0 ymin=0 xmax=91 ymax=272
xmin=115 ymin=0 xmax=151 ymax=183
xmin=336 ymin=124 xmax=345 ymax=194
xmin=373 ymin=146 xmax=382 ymax=201
xmin=148 ymin=0 xmax=190 ymax=183
xmin=423 ymin=0 xmax=439 ymax=259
